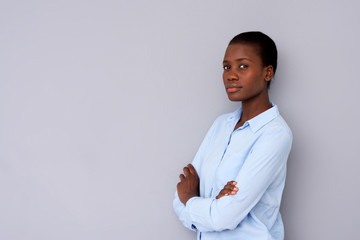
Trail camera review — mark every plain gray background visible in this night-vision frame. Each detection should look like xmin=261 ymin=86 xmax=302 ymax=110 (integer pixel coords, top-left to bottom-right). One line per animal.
xmin=1 ymin=0 xmax=359 ymax=239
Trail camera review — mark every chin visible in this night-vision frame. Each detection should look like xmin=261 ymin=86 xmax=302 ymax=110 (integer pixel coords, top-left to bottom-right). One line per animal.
xmin=227 ymin=97 xmax=243 ymax=102
xmin=226 ymin=94 xmax=242 ymax=102
xmin=226 ymin=92 xmax=246 ymax=102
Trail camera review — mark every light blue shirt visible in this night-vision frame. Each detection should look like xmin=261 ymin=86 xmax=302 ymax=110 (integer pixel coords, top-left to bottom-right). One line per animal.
xmin=173 ymin=105 xmax=292 ymax=240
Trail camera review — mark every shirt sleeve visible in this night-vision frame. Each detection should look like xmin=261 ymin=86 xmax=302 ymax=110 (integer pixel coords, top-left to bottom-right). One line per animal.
xmin=184 ymin=127 xmax=292 ymax=232
xmin=172 ymin=119 xmax=218 ymax=231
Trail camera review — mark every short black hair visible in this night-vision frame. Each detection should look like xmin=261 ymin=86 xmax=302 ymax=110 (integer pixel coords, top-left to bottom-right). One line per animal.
xmin=229 ymin=31 xmax=278 ymax=87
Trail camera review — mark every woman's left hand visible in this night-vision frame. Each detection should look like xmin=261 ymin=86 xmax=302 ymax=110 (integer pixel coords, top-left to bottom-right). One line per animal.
xmin=177 ymin=164 xmax=200 ymax=205
xmin=216 ymin=181 xmax=238 ymax=199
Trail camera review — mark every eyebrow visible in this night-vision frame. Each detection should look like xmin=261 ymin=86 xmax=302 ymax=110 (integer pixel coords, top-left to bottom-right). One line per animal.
xmin=223 ymin=58 xmax=253 ymax=64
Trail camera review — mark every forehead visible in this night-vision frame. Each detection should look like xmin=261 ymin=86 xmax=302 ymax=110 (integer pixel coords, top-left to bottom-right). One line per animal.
xmin=223 ymin=43 xmax=261 ymax=61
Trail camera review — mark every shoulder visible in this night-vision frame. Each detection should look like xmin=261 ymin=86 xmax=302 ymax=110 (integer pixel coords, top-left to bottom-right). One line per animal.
xmin=248 ymin=104 xmax=292 ymax=140
xmin=250 ymin=105 xmax=293 ymax=152
xmin=255 ymin=115 xmax=293 ymax=154
xmin=265 ymin=115 xmax=292 ymax=139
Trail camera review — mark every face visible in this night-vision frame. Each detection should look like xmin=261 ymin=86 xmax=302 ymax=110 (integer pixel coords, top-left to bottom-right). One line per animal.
xmin=222 ymin=43 xmax=272 ymax=102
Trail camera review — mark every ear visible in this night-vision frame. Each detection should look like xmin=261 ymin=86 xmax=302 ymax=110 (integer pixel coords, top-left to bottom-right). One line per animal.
xmin=264 ymin=66 xmax=274 ymax=82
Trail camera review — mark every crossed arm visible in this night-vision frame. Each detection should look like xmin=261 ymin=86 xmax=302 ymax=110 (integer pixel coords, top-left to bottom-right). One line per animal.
xmin=176 ymin=164 xmax=238 ymax=205
xmin=174 ymin=127 xmax=292 ymax=232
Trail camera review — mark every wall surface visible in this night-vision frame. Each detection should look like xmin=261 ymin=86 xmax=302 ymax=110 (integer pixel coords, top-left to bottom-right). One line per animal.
xmin=1 ymin=0 xmax=359 ymax=239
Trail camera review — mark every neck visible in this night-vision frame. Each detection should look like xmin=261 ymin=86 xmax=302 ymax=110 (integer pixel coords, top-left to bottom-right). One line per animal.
xmin=240 ymin=92 xmax=271 ymax=123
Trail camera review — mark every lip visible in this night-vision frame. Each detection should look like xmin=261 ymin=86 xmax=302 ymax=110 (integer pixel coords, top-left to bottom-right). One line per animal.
xmin=226 ymin=86 xmax=242 ymax=93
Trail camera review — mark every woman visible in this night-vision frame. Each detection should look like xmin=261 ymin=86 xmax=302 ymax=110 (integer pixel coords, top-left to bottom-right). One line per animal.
xmin=173 ymin=31 xmax=292 ymax=240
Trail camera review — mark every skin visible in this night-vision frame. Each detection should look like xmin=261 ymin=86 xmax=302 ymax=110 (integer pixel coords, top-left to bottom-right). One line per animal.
xmin=177 ymin=164 xmax=199 ymax=205
xmin=177 ymin=43 xmax=274 ymax=205
xmin=216 ymin=181 xmax=238 ymax=199
xmin=223 ymin=43 xmax=273 ymax=129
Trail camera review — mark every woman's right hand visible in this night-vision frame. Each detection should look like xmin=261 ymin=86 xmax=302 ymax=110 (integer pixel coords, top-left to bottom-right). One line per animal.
xmin=216 ymin=181 xmax=238 ymax=199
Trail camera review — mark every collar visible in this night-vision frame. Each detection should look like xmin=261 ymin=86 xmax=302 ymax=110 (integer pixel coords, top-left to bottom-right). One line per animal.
xmin=227 ymin=103 xmax=280 ymax=133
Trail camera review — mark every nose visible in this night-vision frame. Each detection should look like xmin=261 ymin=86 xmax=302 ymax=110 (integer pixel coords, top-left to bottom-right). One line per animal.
xmin=225 ymin=69 xmax=239 ymax=81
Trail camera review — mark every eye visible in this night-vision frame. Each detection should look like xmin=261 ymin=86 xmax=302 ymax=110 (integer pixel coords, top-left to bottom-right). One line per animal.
xmin=239 ymin=64 xmax=248 ymax=69
xmin=223 ymin=65 xmax=231 ymax=70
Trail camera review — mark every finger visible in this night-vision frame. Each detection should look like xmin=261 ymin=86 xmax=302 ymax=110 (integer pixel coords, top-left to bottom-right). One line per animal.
xmin=221 ymin=186 xmax=238 ymax=196
xmin=226 ymin=185 xmax=238 ymax=193
xmin=219 ymin=189 xmax=227 ymax=194
xmin=227 ymin=181 xmax=237 ymax=185
xmin=224 ymin=184 xmax=234 ymax=190
xmin=227 ymin=184 xmax=239 ymax=192
xmin=187 ymin=164 xmax=198 ymax=175
xmin=179 ymin=174 xmax=185 ymax=181
xmin=229 ymin=186 xmax=238 ymax=195
xmin=183 ymin=167 xmax=190 ymax=176
xmin=224 ymin=184 xmax=236 ymax=192
xmin=220 ymin=189 xmax=231 ymax=196
xmin=216 ymin=192 xmax=224 ymax=199
xmin=222 ymin=191 xmax=230 ymax=196
xmin=216 ymin=191 xmax=229 ymax=199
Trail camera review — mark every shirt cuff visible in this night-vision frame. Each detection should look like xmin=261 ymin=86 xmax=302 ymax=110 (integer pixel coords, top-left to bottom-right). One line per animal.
xmin=185 ymin=196 xmax=215 ymax=232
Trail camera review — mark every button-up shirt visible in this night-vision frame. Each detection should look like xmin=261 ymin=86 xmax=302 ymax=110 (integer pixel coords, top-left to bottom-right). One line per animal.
xmin=173 ymin=105 xmax=292 ymax=240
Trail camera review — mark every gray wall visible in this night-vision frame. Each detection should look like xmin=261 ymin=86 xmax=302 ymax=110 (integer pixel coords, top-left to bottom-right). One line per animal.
xmin=1 ymin=0 xmax=359 ymax=239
